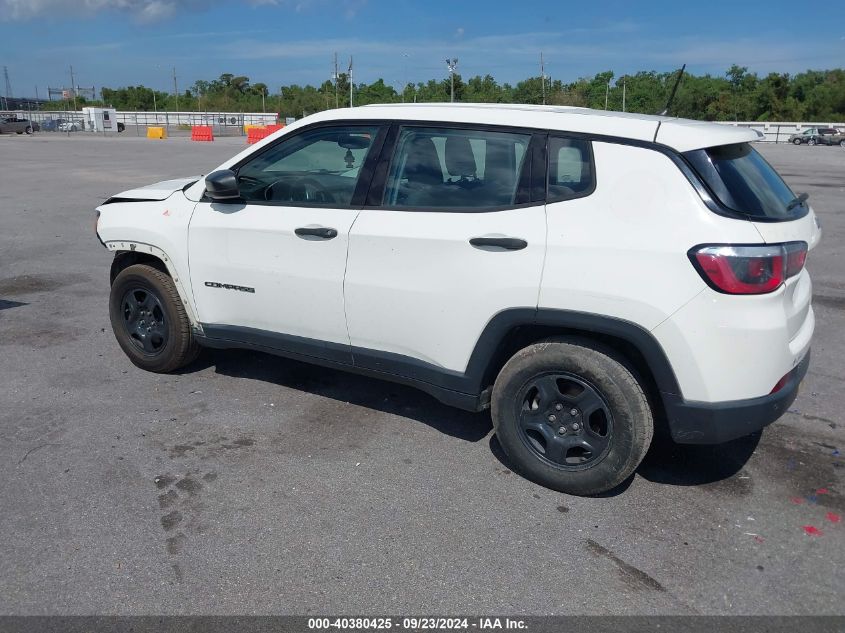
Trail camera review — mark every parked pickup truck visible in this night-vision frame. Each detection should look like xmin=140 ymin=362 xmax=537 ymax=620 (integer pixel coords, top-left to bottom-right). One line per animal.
xmin=0 ymin=116 xmax=39 ymax=134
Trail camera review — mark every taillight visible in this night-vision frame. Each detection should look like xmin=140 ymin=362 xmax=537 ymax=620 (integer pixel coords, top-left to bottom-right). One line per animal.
xmin=689 ymin=242 xmax=808 ymax=295
xmin=784 ymin=242 xmax=807 ymax=277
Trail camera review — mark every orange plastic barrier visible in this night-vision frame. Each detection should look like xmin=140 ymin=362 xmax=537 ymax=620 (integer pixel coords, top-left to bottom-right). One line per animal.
xmin=247 ymin=126 xmax=270 ymax=145
xmin=191 ymin=125 xmax=214 ymax=141
xmin=265 ymin=124 xmax=283 ymax=134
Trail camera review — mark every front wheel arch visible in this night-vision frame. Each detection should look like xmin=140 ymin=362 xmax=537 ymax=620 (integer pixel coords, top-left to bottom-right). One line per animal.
xmin=108 ymin=248 xmax=200 ymax=331
xmin=110 ymin=251 xmax=168 ymax=284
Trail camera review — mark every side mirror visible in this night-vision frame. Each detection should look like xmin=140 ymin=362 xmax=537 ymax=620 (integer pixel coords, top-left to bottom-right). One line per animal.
xmin=205 ymin=169 xmax=240 ymax=201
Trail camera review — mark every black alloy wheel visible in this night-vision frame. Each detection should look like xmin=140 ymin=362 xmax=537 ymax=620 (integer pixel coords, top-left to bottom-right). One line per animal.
xmin=120 ymin=286 xmax=169 ymax=355
xmin=516 ymin=372 xmax=613 ymax=469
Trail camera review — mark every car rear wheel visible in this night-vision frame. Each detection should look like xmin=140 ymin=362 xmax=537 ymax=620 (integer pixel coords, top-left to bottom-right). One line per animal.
xmin=491 ymin=337 xmax=654 ymax=496
xmin=840 ymin=140 xmax=845 ymax=148
xmin=808 ymin=138 xmax=816 ymax=146
xmin=25 ymin=126 xmax=33 ymax=134
xmin=109 ymin=264 xmax=201 ymax=373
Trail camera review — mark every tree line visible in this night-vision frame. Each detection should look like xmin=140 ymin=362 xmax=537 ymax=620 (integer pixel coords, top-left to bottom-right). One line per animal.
xmin=91 ymin=66 xmax=845 ymax=122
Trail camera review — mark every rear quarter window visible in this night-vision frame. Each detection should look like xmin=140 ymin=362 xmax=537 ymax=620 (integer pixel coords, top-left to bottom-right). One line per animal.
xmin=547 ymin=137 xmax=595 ymax=203
xmin=683 ymin=143 xmax=807 ymax=221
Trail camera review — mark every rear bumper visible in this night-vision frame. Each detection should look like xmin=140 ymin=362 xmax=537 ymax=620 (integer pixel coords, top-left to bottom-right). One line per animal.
xmin=663 ymin=349 xmax=810 ymax=444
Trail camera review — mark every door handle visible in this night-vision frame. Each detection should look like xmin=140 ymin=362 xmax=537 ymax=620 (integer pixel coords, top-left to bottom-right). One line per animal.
xmin=295 ymin=226 xmax=338 ymax=240
xmin=469 ymin=237 xmax=528 ymax=251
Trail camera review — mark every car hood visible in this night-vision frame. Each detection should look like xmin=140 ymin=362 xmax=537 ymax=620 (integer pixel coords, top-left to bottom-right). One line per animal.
xmin=109 ymin=176 xmax=200 ymax=202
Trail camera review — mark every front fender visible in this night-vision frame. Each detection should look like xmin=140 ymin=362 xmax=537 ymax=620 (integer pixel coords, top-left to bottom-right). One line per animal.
xmin=97 ymin=193 xmax=199 ymax=329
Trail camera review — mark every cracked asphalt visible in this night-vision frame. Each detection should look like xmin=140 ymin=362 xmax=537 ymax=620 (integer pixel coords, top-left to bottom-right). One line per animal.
xmin=0 ymin=133 xmax=842 ymax=615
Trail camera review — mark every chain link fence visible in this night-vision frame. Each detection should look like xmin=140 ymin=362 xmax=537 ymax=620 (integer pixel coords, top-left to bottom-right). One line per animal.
xmin=5 ymin=109 xmax=279 ymax=136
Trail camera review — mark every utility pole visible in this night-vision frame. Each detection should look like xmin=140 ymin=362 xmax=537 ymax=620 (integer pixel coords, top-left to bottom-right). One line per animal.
xmin=172 ymin=67 xmax=179 ymax=112
xmin=261 ymin=86 xmax=266 ymax=113
xmin=540 ymin=52 xmax=546 ymax=105
xmin=622 ymin=77 xmax=626 ymax=113
xmin=333 ymin=52 xmax=339 ymax=109
xmin=446 ymin=58 xmax=458 ymax=103
xmin=69 ymin=65 xmax=78 ymax=111
xmin=348 ymin=56 xmax=353 ymax=107
xmin=401 ymin=52 xmax=410 ymax=103
xmin=604 ymin=80 xmax=609 ymax=110
xmin=3 ymin=66 xmax=12 ymax=109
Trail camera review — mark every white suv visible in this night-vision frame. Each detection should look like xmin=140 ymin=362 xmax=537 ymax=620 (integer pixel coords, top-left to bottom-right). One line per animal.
xmin=96 ymin=104 xmax=820 ymax=495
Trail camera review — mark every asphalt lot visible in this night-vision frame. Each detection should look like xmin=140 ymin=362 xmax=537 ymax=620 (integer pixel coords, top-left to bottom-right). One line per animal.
xmin=0 ymin=133 xmax=843 ymax=615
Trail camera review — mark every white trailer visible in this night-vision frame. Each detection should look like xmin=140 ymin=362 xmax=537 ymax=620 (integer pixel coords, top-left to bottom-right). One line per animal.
xmin=82 ymin=107 xmax=119 ymax=133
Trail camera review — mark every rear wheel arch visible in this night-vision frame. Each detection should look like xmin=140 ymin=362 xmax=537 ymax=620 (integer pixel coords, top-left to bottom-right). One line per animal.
xmin=469 ymin=310 xmax=680 ymax=419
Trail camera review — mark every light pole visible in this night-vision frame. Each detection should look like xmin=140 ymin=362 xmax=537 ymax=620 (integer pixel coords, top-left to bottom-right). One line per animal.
xmin=401 ymin=52 xmax=410 ymax=103
xmin=446 ymin=58 xmax=458 ymax=103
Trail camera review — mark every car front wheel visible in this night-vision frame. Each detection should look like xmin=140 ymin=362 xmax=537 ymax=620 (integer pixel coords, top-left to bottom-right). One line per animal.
xmin=109 ymin=264 xmax=200 ymax=373
xmin=491 ymin=338 xmax=653 ymax=496
xmin=793 ymin=138 xmax=802 ymax=145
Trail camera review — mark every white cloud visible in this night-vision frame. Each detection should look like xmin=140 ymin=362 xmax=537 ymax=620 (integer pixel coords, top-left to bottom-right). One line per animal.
xmin=0 ymin=0 xmax=211 ymax=21
xmin=0 ymin=0 xmax=317 ymax=21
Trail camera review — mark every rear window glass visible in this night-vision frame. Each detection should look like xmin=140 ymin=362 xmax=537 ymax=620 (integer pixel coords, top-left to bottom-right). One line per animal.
xmin=684 ymin=143 xmax=806 ymax=220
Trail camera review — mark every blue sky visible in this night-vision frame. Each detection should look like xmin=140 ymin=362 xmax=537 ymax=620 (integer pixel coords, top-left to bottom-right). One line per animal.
xmin=1 ymin=0 xmax=843 ymax=98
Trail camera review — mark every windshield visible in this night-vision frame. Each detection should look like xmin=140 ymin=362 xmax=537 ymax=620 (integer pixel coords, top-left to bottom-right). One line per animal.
xmin=684 ymin=143 xmax=806 ymax=221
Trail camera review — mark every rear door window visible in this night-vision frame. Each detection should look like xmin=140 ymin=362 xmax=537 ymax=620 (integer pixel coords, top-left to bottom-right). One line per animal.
xmin=684 ymin=142 xmax=806 ymax=220
xmin=382 ymin=126 xmax=531 ymax=210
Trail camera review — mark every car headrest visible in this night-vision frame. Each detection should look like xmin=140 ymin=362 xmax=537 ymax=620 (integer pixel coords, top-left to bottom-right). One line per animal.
xmin=403 ymin=136 xmax=443 ymax=186
xmin=445 ymin=136 xmax=477 ymax=178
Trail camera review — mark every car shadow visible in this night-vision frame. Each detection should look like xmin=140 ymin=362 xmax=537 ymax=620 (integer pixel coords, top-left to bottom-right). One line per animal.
xmin=0 ymin=299 xmax=27 ymax=311
xmin=636 ymin=431 xmax=761 ymax=486
xmin=181 ymin=349 xmax=760 ymax=491
xmin=488 ymin=428 xmax=761 ymax=497
xmin=186 ymin=348 xmax=493 ymax=443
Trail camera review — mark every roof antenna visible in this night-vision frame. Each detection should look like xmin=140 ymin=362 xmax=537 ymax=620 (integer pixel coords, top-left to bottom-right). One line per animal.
xmin=658 ymin=64 xmax=686 ymax=116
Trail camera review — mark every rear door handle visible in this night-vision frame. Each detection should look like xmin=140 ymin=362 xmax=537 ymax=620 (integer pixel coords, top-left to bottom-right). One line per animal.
xmin=469 ymin=237 xmax=528 ymax=251
xmin=295 ymin=226 xmax=338 ymax=240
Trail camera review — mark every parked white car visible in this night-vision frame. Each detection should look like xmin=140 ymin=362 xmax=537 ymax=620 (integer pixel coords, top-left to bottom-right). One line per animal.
xmin=96 ymin=104 xmax=820 ymax=495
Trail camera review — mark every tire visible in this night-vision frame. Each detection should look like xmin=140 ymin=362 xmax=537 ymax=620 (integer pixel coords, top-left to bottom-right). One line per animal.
xmin=491 ymin=338 xmax=653 ymax=496
xmin=839 ymin=140 xmax=845 ymax=148
xmin=808 ymin=138 xmax=816 ymax=146
xmin=25 ymin=126 xmax=33 ymax=135
xmin=792 ymin=138 xmax=802 ymax=145
xmin=109 ymin=264 xmax=200 ymax=373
